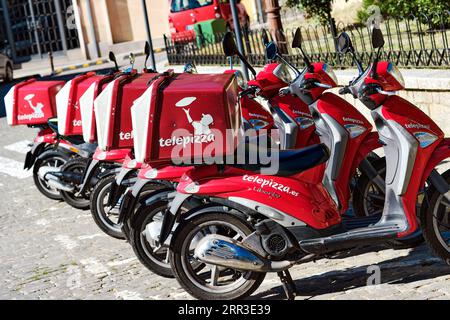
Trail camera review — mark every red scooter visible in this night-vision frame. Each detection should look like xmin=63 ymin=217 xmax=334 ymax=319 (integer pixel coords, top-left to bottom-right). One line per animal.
xmin=163 ymin=27 xmax=448 ymax=300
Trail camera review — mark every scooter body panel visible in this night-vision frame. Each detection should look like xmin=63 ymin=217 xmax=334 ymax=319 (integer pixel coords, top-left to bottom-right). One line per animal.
xmin=178 ymin=165 xmax=341 ymax=230
xmin=311 ymin=92 xmax=374 ymax=210
xmin=373 ymin=95 xmax=444 ymax=236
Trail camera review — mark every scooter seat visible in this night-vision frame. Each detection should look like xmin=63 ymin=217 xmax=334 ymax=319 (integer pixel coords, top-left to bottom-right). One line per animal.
xmin=232 ymin=143 xmax=329 ymax=176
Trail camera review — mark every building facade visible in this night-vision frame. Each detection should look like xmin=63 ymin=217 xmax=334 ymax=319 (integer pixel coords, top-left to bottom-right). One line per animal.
xmin=0 ymin=0 xmax=266 ymax=63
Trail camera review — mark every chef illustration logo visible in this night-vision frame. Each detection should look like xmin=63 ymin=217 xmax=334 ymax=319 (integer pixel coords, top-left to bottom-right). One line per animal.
xmin=177 ymin=97 xmax=214 ymax=135
xmin=159 ymin=97 xmax=216 ymax=148
xmin=18 ymin=94 xmax=45 ymax=121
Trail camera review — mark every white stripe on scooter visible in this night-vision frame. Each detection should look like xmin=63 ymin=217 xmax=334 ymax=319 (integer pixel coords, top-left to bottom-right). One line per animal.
xmin=4 ymin=140 xmax=32 ymax=155
xmin=0 ymin=156 xmax=32 ymax=179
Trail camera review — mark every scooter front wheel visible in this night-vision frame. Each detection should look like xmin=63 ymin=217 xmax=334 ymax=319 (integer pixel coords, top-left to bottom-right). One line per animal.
xmin=420 ymin=169 xmax=450 ymax=264
xmin=170 ymin=210 xmax=266 ymax=300
xmin=90 ymin=175 xmax=125 ymax=240
xmin=33 ymin=151 xmax=69 ymax=200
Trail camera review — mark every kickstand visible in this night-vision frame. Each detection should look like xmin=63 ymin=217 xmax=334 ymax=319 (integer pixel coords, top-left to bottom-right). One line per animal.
xmin=277 ymin=270 xmax=297 ymax=300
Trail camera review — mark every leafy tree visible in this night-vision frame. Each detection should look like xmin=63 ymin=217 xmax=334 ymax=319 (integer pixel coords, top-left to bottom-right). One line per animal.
xmin=285 ymin=0 xmax=335 ymax=25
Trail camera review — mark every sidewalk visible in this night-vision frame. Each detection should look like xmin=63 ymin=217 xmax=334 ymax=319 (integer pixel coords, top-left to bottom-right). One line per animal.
xmin=14 ymin=48 xmax=167 ymax=79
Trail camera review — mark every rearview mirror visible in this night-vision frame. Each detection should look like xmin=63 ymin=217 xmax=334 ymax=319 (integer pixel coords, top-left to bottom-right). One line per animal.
xmin=109 ymin=51 xmax=119 ymax=71
xmin=265 ymin=42 xmax=278 ymax=60
xmin=222 ymin=32 xmax=239 ymax=57
xmin=372 ymin=27 xmax=385 ymax=49
xmin=292 ymin=28 xmax=302 ymax=49
xmin=183 ymin=62 xmax=197 ymax=74
xmin=337 ymin=32 xmax=352 ymax=53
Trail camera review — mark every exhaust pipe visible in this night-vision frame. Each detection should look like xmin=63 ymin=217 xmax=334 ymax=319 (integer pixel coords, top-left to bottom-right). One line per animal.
xmin=38 ymin=166 xmax=61 ymax=180
xmin=47 ymin=178 xmax=75 ymax=192
xmin=39 ymin=167 xmax=75 ymax=192
xmin=194 ymin=235 xmax=293 ymax=272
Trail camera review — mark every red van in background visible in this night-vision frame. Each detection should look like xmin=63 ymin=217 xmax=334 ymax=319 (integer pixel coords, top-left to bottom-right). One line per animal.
xmin=168 ymin=0 xmax=249 ymax=42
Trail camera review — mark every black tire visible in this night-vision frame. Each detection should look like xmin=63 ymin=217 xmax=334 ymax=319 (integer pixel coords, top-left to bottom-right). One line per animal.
xmin=130 ymin=200 xmax=174 ymax=278
xmin=121 ymin=183 xmax=173 ymax=239
xmin=170 ymin=210 xmax=266 ymax=300
xmin=353 ymin=157 xmax=424 ymax=249
xmin=60 ymin=158 xmax=91 ymax=210
xmin=420 ymin=169 xmax=450 ymax=264
xmin=90 ymin=175 xmax=125 ymax=239
xmin=5 ymin=63 xmax=13 ymax=83
xmin=33 ymin=150 xmax=69 ymax=200
xmin=353 ymin=157 xmax=386 ymax=218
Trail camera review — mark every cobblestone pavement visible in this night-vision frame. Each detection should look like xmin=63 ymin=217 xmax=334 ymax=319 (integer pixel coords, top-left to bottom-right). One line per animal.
xmin=0 ymin=119 xmax=450 ymax=300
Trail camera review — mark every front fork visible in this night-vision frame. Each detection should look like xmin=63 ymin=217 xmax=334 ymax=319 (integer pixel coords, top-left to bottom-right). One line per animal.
xmin=108 ymin=168 xmax=136 ymax=207
xmin=157 ymin=193 xmax=192 ymax=249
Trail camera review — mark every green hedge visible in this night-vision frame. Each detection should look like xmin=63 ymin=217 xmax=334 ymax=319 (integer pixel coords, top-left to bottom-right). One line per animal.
xmin=357 ymin=0 xmax=449 ymax=24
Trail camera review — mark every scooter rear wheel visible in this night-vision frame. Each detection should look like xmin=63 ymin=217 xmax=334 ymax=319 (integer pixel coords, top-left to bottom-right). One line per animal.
xmin=130 ymin=200 xmax=174 ymax=278
xmin=33 ymin=151 xmax=69 ymax=200
xmin=60 ymin=158 xmax=91 ymax=210
xmin=170 ymin=210 xmax=266 ymax=300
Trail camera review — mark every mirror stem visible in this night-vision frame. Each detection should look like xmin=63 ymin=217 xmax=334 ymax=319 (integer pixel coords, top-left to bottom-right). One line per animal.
xmin=236 ymin=52 xmax=257 ymax=78
xmin=350 ymin=49 xmax=364 ymax=74
xmin=371 ymin=47 xmax=382 ymax=79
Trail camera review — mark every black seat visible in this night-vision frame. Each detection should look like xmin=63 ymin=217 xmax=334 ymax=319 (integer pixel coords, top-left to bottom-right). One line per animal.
xmin=232 ymin=143 xmax=330 ymax=176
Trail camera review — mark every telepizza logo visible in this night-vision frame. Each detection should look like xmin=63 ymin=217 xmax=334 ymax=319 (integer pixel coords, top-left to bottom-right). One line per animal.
xmin=243 ymin=175 xmax=300 ymax=197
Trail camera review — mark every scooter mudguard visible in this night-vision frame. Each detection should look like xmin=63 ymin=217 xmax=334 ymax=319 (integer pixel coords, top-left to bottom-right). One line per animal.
xmin=421 ymin=138 xmax=450 ymax=188
xmin=78 ymin=159 xmax=99 ymax=195
xmin=24 ymin=142 xmax=46 ymax=170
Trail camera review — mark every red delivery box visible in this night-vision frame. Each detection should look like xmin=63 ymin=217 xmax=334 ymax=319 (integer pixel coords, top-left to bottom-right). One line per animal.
xmin=94 ymin=72 xmax=159 ymax=151
xmin=4 ymin=79 xmax=64 ymax=126
xmin=57 ymin=72 xmax=109 ymax=136
xmin=131 ymin=72 xmax=242 ymax=165
xmin=79 ymin=75 xmax=115 ymax=143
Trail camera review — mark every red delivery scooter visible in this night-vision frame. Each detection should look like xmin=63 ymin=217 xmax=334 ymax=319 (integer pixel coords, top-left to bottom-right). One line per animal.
xmin=164 ymin=27 xmax=446 ymax=300
xmin=3 ymin=78 xmax=87 ymax=200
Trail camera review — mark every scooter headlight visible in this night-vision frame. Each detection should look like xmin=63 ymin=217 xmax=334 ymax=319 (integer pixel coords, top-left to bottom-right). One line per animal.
xmin=273 ymin=63 xmax=293 ymax=84
xmin=344 ymin=124 xmax=367 ymax=139
xmin=184 ymin=182 xmax=200 ymax=194
xmin=323 ymin=64 xmax=338 ymax=86
xmin=387 ymin=62 xmax=405 ymax=88
xmin=414 ymin=132 xmax=438 ymax=148
xmin=234 ymin=70 xmax=248 ymax=89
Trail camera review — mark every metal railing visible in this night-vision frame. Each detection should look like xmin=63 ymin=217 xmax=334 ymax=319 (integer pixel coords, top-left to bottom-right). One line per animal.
xmin=165 ymin=11 xmax=450 ymax=69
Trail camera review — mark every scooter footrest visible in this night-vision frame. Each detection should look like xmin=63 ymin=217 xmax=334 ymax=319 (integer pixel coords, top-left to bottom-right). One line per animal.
xmin=299 ymin=224 xmax=401 ymax=254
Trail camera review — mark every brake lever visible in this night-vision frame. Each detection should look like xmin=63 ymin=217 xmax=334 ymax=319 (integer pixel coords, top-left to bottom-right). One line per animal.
xmin=339 ymin=86 xmax=351 ymax=95
xmin=279 ymin=87 xmax=291 ymax=97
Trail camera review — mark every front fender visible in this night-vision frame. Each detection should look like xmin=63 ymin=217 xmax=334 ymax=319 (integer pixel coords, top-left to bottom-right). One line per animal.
xmin=351 ymin=131 xmax=382 ymax=174
xmin=421 ymin=138 xmax=450 ymax=187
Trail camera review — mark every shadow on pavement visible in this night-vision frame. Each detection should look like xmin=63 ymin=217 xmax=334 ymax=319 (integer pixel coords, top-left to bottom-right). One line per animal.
xmin=252 ymin=244 xmax=450 ymax=300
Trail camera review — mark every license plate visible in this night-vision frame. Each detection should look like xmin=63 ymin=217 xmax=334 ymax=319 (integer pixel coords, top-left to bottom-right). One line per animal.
xmin=186 ymin=25 xmax=194 ymax=30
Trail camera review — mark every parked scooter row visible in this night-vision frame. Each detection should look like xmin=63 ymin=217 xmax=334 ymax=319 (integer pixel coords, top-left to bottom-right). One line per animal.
xmin=5 ymin=25 xmax=449 ymax=300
